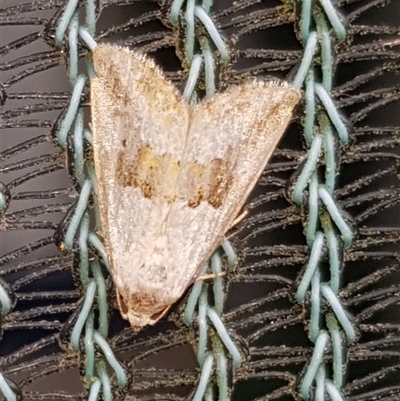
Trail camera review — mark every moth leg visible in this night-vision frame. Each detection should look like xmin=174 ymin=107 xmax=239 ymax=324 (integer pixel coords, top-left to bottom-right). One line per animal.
xmin=225 ymin=209 xmax=249 ymax=241
xmin=231 ymin=209 xmax=248 ymax=228
xmin=195 ymin=272 xmax=226 ymax=282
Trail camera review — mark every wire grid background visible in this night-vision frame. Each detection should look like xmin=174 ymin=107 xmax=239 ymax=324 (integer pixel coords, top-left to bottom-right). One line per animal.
xmin=0 ymin=0 xmax=399 ymax=400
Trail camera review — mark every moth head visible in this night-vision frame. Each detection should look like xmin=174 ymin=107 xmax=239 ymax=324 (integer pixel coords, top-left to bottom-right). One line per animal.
xmin=116 ymin=288 xmax=170 ymax=331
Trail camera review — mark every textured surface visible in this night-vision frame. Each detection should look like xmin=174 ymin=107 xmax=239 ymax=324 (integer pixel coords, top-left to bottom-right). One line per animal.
xmin=91 ymin=44 xmax=301 ymax=330
xmin=1 ymin=0 xmax=399 ymax=399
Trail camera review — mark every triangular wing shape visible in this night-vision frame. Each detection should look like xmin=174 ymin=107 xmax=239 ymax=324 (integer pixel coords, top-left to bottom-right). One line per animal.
xmin=165 ymin=81 xmax=301 ymax=297
xmin=91 ymin=45 xmax=300 ymax=330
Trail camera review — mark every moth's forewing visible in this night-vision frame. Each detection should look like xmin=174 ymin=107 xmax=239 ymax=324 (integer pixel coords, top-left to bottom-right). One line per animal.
xmin=91 ymin=44 xmax=301 ymax=330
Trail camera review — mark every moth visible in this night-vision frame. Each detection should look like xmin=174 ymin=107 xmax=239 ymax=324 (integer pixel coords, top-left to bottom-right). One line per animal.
xmin=90 ymin=44 xmax=301 ymax=330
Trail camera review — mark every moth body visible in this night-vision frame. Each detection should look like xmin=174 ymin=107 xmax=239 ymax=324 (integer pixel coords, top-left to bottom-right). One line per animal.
xmin=90 ymin=44 xmax=301 ymax=330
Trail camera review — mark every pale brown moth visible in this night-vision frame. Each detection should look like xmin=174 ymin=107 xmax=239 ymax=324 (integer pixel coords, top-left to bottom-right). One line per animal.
xmin=90 ymin=44 xmax=301 ymax=330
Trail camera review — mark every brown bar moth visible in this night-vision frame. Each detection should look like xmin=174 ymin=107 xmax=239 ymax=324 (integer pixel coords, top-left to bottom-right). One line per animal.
xmin=90 ymin=44 xmax=301 ymax=331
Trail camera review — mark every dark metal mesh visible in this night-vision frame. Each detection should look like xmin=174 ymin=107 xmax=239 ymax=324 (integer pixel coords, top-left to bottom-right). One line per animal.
xmin=0 ymin=0 xmax=399 ymax=400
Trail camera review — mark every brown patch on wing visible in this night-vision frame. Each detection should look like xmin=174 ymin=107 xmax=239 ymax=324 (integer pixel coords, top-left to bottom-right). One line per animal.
xmin=117 ymin=288 xmax=173 ymax=330
xmin=116 ymin=144 xmax=180 ymax=202
xmin=94 ymin=59 xmax=131 ymax=108
xmin=116 ymin=143 xmax=235 ymax=208
xmin=186 ymin=156 xmax=234 ymax=209
xmin=129 ymin=292 xmax=164 ymax=315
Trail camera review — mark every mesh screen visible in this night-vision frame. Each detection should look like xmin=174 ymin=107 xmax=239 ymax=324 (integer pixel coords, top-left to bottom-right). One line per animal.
xmin=0 ymin=0 xmax=399 ymax=400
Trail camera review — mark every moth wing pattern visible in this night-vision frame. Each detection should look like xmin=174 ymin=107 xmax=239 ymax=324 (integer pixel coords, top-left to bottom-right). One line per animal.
xmin=91 ymin=45 xmax=190 ymax=328
xmin=90 ymin=44 xmax=301 ymax=330
xmin=167 ymin=82 xmax=301 ymax=289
